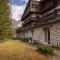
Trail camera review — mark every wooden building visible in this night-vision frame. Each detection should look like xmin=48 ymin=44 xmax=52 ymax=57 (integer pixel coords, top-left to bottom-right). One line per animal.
xmin=17 ymin=0 xmax=60 ymax=47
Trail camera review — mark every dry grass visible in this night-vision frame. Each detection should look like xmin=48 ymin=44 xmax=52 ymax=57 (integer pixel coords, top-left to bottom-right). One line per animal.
xmin=0 ymin=39 xmax=50 ymax=60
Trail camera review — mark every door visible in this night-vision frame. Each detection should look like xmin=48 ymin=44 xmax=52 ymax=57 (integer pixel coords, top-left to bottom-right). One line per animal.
xmin=44 ymin=29 xmax=50 ymax=44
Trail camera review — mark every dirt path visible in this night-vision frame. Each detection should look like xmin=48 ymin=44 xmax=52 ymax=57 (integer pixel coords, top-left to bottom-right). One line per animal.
xmin=51 ymin=49 xmax=60 ymax=60
xmin=18 ymin=40 xmax=60 ymax=60
xmin=0 ymin=39 xmax=50 ymax=60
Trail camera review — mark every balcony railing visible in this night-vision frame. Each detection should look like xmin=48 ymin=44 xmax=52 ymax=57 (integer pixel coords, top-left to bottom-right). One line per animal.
xmin=24 ymin=22 xmax=35 ymax=30
xmin=39 ymin=5 xmax=60 ymax=23
xmin=22 ymin=16 xmax=31 ymax=25
xmin=22 ymin=13 xmax=40 ymax=26
xmin=22 ymin=5 xmax=60 ymax=29
xmin=43 ymin=1 xmax=54 ymax=10
xmin=41 ymin=1 xmax=55 ymax=14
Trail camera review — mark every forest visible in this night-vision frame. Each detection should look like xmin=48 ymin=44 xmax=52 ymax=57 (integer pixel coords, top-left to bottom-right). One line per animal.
xmin=0 ymin=0 xmax=11 ymax=39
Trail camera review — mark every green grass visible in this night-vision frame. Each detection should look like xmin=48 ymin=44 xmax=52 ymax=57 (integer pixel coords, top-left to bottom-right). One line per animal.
xmin=0 ymin=39 xmax=50 ymax=60
xmin=37 ymin=45 xmax=54 ymax=55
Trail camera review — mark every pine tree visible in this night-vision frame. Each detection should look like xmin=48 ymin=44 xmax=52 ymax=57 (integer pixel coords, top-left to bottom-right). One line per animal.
xmin=0 ymin=0 xmax=11 ymax=39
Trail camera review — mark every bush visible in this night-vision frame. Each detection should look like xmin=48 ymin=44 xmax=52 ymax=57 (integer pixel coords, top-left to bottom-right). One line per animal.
xmin=37 ymin=45 xmax=54 ymax=55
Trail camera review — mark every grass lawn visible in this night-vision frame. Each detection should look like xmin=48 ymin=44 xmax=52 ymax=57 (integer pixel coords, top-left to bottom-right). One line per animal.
xmin=0 ymin=39 xmax=50 ymax=60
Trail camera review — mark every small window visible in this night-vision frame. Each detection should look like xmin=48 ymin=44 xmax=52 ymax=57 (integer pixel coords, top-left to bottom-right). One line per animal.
xmin=32 ymin=14 xmax=36 ymax=17
xmin=32 ymin=4 xmax=38 ymax=8
xmin=31 ymin=30 xmax=34 ymax=37
xmin=44 ymin=30 xmax=48 ymax=42
xmin=36 ymin=15 xmax=39 ymax=19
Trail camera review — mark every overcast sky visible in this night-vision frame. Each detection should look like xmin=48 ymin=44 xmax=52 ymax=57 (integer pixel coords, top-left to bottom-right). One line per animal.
xmin=10 ymin=0 xmax=28 ymax=21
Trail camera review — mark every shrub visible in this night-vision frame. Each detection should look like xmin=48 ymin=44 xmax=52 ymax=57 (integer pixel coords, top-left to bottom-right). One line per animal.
xmin=37 ymin=45 xmax=54 ymax=55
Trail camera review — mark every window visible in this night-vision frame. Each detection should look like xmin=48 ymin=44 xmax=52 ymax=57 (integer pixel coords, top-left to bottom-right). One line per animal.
xmin=32 ymin=4 xmax=38 ymax=8
xmin=44 ymin=30 xmax=48 ymax=42
xmin=31 ymin=30 xmax=34 ymax=37
xmin=44 ymin=28 xmax=50 ymax=44
xmin=36 ymin=15 xmax=39 ymax=19
xmin=31 ymin=14 xmax=36 ymax=17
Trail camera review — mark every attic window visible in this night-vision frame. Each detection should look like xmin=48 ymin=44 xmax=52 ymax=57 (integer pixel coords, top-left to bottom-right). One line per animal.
xmin=32 ymin=4 xmax=38 ymax=8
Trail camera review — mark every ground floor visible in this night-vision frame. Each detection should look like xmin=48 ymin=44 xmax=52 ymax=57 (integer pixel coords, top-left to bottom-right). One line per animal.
xmin=18 ymin=23 xmax=60 ymax=47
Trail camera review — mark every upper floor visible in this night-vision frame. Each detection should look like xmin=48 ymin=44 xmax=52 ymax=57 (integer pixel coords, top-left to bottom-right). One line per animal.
xmin=21 ymin=0 xmax=60 ymax=30
xmin=21 ymin=0 xmax=40 ymax=21
xmin=37 ymin=0 xmax=60 ymax=25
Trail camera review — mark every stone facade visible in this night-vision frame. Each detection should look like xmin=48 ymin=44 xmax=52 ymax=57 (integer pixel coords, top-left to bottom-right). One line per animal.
xmin=33 ymin=23 xmax=60 ymax=47
xmin=32 ymin=27 xmax=45 ymax=44
xmin=50 ymin=23 xmax=60 ymax=47
xmin=20 ymin=23 xmax=60 ymax=47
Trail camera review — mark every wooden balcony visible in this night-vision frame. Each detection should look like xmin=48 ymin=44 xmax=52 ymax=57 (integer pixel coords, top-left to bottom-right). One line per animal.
xmin=22 ymin=16 xmax=31 ymax=25
xmin=22 ymin=14 xmax=40 ymax=26
xmin=22 ymin=22 xmax=36 ymax=30
xmin=39 ymin=5 xmax=60 ymax=25
xmin=40 ymin=0 xmax=57 ymax=14
xmin=42 ymin=1 xmax=54 ymax=10
xmin=22 ymin=7 xmax=39 ymax=20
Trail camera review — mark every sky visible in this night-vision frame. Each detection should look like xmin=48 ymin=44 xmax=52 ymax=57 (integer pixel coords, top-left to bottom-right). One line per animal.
xmin=10 ymin=0 xmax=28 ymax=21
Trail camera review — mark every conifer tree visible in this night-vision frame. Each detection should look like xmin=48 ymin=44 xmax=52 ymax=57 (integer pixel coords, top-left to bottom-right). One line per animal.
xmin=0 ymin=0 xmax=11 ymax=39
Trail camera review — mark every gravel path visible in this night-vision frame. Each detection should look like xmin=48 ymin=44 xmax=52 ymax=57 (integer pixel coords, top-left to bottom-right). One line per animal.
xmin=51 ymin=49 xmax=60 ymax=60
xmin=18 ymin=40 xmax=60 ymax=60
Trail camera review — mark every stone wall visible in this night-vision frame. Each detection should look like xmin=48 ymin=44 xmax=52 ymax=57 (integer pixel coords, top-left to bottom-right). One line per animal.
xmin=32 ymin=28 xmax=46 ymax=44
xmin=25 ymin=31 xmax=32 ymax=38
xmin=50 ymin=23 xmax=60 ymax=47
xmin=19 ymin=23 xmax=60 ymax=47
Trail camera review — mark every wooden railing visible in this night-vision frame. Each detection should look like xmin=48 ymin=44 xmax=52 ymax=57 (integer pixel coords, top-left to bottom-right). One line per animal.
xmin=40 ymin=4 xmax=60 ymax=21
xmin=22 ymin=5 xmax=60 ymax=29
xmin=43 ymin=1 xmax=54 ymax=11
xmin=22 ymin=16 xmax=31 ymax=25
